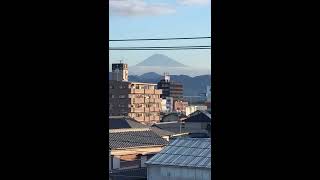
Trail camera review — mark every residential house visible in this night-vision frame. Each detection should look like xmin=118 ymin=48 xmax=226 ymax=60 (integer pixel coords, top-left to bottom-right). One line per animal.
xmin=109 ymin=128 xmax=168 ymax=180
xmin=184 ymin=110 xmax=212 ymax=137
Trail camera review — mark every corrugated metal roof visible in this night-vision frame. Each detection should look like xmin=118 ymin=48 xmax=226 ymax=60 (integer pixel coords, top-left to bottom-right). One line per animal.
xmin=145 ymin=138 xmax=211 ymax=169
xmin=109 ymin=129 xmax=168 ymax=149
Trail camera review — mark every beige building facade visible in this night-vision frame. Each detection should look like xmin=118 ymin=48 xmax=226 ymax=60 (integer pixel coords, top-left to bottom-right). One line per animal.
xmin=109 ymin=80 xmax=162 ymax=124
xmin=109 ymin=62 xmax=162 ymax=124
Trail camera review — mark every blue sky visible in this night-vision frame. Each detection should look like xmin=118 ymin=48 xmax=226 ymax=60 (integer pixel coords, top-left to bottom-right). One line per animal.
xmin=109 ymin=0 xmax=211 ymax=71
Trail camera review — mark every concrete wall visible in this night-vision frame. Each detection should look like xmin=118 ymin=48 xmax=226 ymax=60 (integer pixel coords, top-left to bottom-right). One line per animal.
xmin=141 ymin=156 xmax=147 ymax=167
xmin=112 ymin=156 xmax=120 ymax=169
xmin=147 ymin=165 xmax=211 ymax=180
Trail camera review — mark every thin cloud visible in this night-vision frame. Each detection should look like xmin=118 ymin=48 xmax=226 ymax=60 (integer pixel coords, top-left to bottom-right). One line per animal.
xmin=178 ymin=0 xmax=211 ymax=6
xmin=109 ymin=0 xmax=176 ymax=17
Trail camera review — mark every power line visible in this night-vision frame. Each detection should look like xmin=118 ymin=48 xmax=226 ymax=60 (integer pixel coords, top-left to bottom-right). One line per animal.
xmin=109 ymin=48 xmax=211 ymax=51
xmin=109 ymin=46 xmax=211 ymax=51
xmin=110 ymin=45 xmax=211 ymax=49
xmin=109 ymin=36 xmax=211 ymax=42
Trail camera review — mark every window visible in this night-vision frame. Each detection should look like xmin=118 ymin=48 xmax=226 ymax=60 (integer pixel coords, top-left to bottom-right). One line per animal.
xmin=119 ymin=95 xmax=126 ymax=98
xmin=111 ymin=95 xmax=115 ymax=98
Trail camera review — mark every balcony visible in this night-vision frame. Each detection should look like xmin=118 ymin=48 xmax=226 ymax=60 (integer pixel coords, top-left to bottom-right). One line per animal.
xmin=131 ymin=98 xmax=144 ymax=104
xmin=144 ymin=98 xmax=149 ymax=103
xmin=150 ymin=116 xmax=160 ymax=121
xmin=154 ymin=89 xmax=162 ymax=94
xmin=154 ymin=107 xmax=161 ymax=112
xmin=133 ymin=116 xmax=145 ymax=122
xmin=144 ymin=108 xmax=150 ymax=112
xmin=144 ymin=89 xmax=155 ymax=94
xmin=155 ymin=99 xmax=162 ymax=103
xmin=129 ymin=107 xmax=145 ymax=113
xmin=129 ymin=89 xmax=144 ymax=94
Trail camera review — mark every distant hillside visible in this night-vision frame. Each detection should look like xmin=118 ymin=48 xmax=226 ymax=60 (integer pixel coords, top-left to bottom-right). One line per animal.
xmin=109 ymin=72 xmax=211 ymax=96
xmin=139 ymin=72 xmax=162 ymax=80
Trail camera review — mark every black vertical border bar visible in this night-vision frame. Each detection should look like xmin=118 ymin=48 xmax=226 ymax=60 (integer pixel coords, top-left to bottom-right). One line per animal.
xmin=212 ymin=0 xmax=218 ymax=179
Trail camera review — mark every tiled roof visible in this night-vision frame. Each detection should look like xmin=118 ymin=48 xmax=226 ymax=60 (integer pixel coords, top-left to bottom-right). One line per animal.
xmin=109 ymin=116 xmax=148 ymax=129
xmin=109 ymin=129 xmax=168 ymax=149
xmin=184 ymin=110 xmax=211 ymax=122
xmin=146 ymin=138 xmax=211 ymax=169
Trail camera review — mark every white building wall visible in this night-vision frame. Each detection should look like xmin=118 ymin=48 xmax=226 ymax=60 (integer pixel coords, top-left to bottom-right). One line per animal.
xmin=161 ymin=99 xmax=167 ymax=112
xmin=166 ymin=97 xmax=173 ymax=112
xmin=185 ymin=106 xmax=208 ymax=116
xmin=147 ymin=165 xmax=211 ymax=180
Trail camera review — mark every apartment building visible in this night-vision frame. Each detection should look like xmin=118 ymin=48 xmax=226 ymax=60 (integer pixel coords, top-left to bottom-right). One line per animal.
xmin=109 ymin=63 xmax=162 ymax=124
xmin=157 ymin=73 xmax=183 ymax=102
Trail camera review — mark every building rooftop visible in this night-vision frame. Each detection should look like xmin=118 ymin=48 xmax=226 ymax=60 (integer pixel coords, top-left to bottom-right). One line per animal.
xmin=184 ymin=110 xmax=211 ymax=123
xmin=109 ymin=129 xmax=168 ymax=149
xmin=145 ymin=138 xmax=211 ymax=169
xmin=150 ymin=126 xmax=175 ymax=137
xmin=109 ymin=116 xmax=148 ymax=129
xmin=152 ymin=122 xmax=189 ymax=134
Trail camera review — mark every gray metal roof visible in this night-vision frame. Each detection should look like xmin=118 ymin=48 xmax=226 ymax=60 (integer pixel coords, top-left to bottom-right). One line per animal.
xmin=109 ymin=129 xmax=168 ymax=149
xmin=152 ymin=122 xmax=190 ymax=134
xmin=150 ymin=126 xmax=175 ymax=137
xmin=145 ymin=138 xmax=211 ymax=169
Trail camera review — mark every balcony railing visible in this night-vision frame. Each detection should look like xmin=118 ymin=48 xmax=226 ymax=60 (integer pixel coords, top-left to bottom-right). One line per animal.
xmin=144 ymin=89 xmax=154 ymax=94
xmin=129 ymin=107 xmax=145 ymax=112
xmin=131 ymin=98 xmax=144 ymax=104
xmin=154 ymin=89 xmax=162 ymax=94
xmin=129 ymin=89 xmax=144 ymax=94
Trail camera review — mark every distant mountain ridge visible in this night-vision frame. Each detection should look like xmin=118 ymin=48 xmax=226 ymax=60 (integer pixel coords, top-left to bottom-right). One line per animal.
xmin=135 ymin=54 xmax=187 ymax=67
xmin=127 ymin=54 xmax=209 ymax=76
xmin=109 ymin=72 xmax=211 ymax=96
